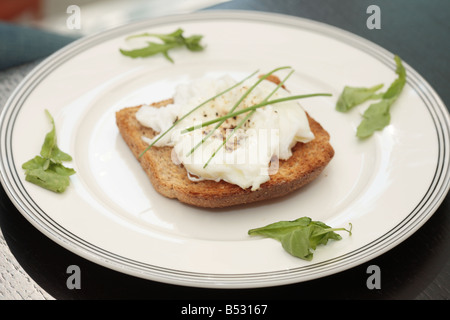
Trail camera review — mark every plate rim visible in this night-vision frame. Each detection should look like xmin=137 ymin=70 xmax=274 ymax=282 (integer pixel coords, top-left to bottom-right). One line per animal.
xmin=1 ymin=10 xmax=449 ymax=288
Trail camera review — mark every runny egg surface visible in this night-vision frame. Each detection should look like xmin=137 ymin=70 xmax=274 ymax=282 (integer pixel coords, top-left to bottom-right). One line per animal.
xmin=135 ymin=74 xmax=315 ymax=191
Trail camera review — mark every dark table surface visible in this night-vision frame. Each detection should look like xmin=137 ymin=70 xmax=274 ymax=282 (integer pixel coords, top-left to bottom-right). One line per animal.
xmin=0 ymin=0 xmax=449 ymax=302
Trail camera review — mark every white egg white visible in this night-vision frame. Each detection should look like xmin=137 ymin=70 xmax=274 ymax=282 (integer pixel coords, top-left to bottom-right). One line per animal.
xmin=136 ymin=75 xmax=314 ymax=191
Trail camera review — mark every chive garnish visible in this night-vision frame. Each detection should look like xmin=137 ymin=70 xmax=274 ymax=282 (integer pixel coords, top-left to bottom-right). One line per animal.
xmin=202 ymin=69 xmax=295 ymax=168
xmin=181 ymin=93 xmax=332 ymax=134
xmin=138 ymin=69 xmax=259 ymax=158
xmin=185 ymin=66 xmax=292 ymax=157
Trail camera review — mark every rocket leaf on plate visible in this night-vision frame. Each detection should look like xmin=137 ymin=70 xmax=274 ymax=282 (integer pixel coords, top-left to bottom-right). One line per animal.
xmin=248 ymin=217 xmax=352 ymax=261
xmin=335 ymin=55 xmax=406 ymax=138
xmin=22 ymin=110 xmax=75 ymax=193
xmin=119 ymin=28 xmax=204 ymax=63
xmin=357 ymin=55 xmax=406 ymax=138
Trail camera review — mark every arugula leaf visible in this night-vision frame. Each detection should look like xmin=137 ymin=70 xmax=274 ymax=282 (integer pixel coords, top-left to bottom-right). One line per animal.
xmin=184 ymin=35 xmax=204 ymax=51
xmin=40 ymin=110 xmax=72 ymax=164
xmin=23 ymin=160 xmax=73 ymax=193
xmin=248 ymin=217 xmax=352 ymax=261
xmin=22 ymin=110 xmax=75 ymax=193
xmin=119 ymin=28 xmax=204 ymax=63
xmin=356 ymin=55 xmax=406 ymax=138
xmin=355 ymin=99 xmax=392 ymax=138
xmin=335 ymin=55 xmax=406 ymax=139
xmin=335 ymin=83 xmax=384 ymax=112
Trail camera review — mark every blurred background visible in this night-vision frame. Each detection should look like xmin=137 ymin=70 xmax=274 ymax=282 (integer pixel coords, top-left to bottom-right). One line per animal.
xmin=0 ymin=0 xmax=229 ymax=35
xmin=0 ymin=0 xmax=229 ymax=70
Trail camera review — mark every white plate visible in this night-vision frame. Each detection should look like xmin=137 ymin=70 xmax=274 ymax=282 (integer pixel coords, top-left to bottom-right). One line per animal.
xmin=1 ymin=11 xmax=449 ymax=288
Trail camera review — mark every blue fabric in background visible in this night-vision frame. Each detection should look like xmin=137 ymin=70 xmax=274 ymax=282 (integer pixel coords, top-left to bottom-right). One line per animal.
xmin=0 ymin=22 xmax=78 ymax=71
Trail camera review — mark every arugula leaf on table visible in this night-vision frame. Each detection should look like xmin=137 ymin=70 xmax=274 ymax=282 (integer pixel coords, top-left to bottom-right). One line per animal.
xmin=248 ymin=217 xmax=352 ymax=261
xmin=119 ymin=28 xmax=204 ymax=63
xmin=22 ymin=110 xmax=75 ymax=193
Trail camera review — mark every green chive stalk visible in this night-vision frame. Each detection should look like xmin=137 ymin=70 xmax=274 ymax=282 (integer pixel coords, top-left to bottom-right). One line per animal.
xmin=138 ymin=69 xmax=259 ymax=158
xmin=181 ymin=93 xmax=332 ymax=134
xmin=202 ymin=69 xmax=295 ymax=168
xmin=185 ymin=66 xmax=292 ymax=157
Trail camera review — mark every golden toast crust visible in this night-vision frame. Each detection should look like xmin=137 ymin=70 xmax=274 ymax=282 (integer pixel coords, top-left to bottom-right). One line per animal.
xmin=115 ymin=98 xmax=334 ymax=208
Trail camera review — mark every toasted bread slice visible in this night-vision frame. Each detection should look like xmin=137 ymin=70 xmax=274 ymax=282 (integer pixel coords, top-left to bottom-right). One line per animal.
xmin=115 ymin=99 xmax=334 ymax=208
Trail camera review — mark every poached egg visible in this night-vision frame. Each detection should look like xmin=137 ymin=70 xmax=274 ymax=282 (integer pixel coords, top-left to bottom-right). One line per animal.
xmin=135 ymin=74 xmax=314 ymax=191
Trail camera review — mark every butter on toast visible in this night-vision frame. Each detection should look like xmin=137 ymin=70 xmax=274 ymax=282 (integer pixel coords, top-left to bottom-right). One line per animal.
xmin=115 ymin=99 xmax=334 ymax=208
